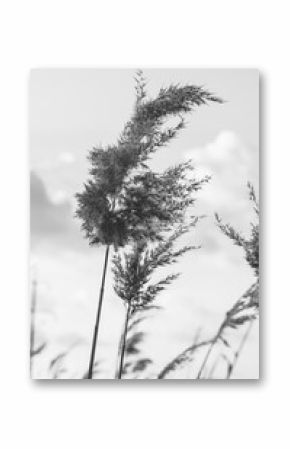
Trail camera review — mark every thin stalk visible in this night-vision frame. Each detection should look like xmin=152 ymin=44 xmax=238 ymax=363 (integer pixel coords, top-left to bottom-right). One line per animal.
xmin=30 ymin=277 xmax=37 ymax=377
xmin=196 ymin=340 xmax=215 ymax=379
xmin=115 ymin=308 xmax=127 ymax=379
xmin=117 ymin=302 xmax=132 ymax=379
xmin=227 ymin=319 xmax=254 ymax=379
xmin=189 ymin=327 xmax=201 ymax=378
xmin=207 ymin=355 xmax=222 ymax=379
xmin=88 ymin=245 xmax=110 ymax=379
xmin=196 ymin=324 xmax=223 ymax=379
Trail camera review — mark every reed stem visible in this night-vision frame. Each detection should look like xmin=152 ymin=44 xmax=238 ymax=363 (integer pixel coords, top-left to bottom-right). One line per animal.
xmin=87 ymin=245 xmax=110 ymax=379
xmin=227 ymin=319 xmax=254 ymax=379
xmin=117 ymin=302 xmax=132 ymax=379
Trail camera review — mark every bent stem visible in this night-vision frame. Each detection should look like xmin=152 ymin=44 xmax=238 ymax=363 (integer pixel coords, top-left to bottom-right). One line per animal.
xmin=196 ymin=341 xmax=215 ymax=379
xmin=227 ymin=319 xmax=254 ymax=379
xmin=196 ymin=324 xmax=222 ymax=379
xmin=87 ymin=245 xmax=110 ymax=379
xmin=117 ymin=302 xmax=132 ymax=379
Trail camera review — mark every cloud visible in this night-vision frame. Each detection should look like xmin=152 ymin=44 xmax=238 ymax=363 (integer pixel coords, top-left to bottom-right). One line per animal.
xmin=50 ymin=189 xmax=70 ymax=204
xmin=30 ymin=171 xmax=87 ymax=252
xmin=185 ymin=131 xmax=259 ymax=255
xmin=30 ymin=171 xmax=72 ymax=234
xmin=58 ymin=151 xmax=76 ymax=164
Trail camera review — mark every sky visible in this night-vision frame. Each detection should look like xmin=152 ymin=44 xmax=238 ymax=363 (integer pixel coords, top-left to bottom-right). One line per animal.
xmin=29 ymin=68 xmax=259 ymax=379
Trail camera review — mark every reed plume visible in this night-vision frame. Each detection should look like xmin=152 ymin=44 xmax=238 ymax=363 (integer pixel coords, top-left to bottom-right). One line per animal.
xmin=113 ymin=224 xmax=199 ymax=379
xmin=159 ymin=184 xmax=259 ymax=379
xmin=76 ymin=70 xmax=222 ymax=378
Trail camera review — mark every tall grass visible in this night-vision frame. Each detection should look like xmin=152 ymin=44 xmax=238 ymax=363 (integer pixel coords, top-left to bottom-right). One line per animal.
xmin=113 ymin=225 xmax=198 ymax=379
xmin=115 ymin=306 xmax=159 ymax=379
xmin=159 ymin=184 xmax=259 ymax=379
xmin=75 ymin=71 xmax=222 ymax=378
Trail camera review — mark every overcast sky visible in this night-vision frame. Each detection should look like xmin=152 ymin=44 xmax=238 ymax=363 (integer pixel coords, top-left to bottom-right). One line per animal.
xmin=30 ymin=69 xmax=259 ymax=379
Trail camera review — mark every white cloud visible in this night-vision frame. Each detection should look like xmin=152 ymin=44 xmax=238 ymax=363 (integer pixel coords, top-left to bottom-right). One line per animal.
xmin=58 ymin=151 xmax=76 ymax=164
xmin=50 ymin=189 xmax=69 ymax=204
xmin=185 ymin=130 xmax=258 ymax=234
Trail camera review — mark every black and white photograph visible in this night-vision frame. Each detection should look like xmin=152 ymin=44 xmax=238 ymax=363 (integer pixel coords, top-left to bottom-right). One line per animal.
xmin=30 ymin=68 xmax=259 ymax=380
xmin=3 ymin=1 xmax=290 ymax=448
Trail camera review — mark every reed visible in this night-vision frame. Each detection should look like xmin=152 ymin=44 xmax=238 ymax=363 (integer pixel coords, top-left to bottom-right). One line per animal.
xmin=76 ymin=71 xmax=222 ymax=378
xmin=113 ymin=225 xmax=198 ymax=379
xmin=158 ymin=184 xmax=259 ymax=379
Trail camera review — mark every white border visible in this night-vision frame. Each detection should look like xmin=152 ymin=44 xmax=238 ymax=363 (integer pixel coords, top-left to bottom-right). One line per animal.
xmin=0 ymin=1 xmax=287 ymax=447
